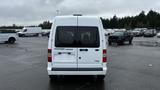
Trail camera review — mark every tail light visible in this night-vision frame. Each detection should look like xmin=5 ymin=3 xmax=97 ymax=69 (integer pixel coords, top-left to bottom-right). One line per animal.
xmin=103 ymin=49 xmax=107 ymax=62
xmin=48 ymin=49 xmax=52 ymax=62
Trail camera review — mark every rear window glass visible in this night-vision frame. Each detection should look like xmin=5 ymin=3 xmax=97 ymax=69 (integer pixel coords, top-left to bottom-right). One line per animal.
xmin=55 ymin=26 xmax=99 ymax=47
xmin=55 ymin=27 xmax=77 ymax=47
xmin=78 ymin=27 xmax=99 ymax=47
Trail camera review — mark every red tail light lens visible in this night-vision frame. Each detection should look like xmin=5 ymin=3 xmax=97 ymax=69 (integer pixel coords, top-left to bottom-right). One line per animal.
xmin=103 ymin=49 xmax=107 ymax=54
xmin=48 ymin=49 xmax=52 ymax=62
xmin=103 ymin=49 xmax=107 ymax=62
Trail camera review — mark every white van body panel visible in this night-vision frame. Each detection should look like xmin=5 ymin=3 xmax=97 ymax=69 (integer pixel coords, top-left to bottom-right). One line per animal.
xmin=77 ymin=17 xmax=103 ymax=68
xmin=48 ymin=16 xmax=107 ymax=75
xmin=0 ymin=33 xmax=18 ymax=42
xmin=18 ymin=27 xmax=42 ymax=36
xmin=54 ymin=16 xmax=78 ymax=26
xmin=51 ymin=17 xmax=78 ymax=68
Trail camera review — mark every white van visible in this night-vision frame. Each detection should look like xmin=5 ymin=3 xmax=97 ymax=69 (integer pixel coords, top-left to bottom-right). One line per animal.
xmin=0 ymin=29 xmax=18 ymax=44
xmin=18 ymin=27 xmax=42 ymax=37
xmin=47 ymin=15 xmax=108 ymax=80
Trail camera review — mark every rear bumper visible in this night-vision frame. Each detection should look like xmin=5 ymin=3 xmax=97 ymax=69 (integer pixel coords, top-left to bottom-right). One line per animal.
xmin=47 ymin=67 xmax=107 ymax=75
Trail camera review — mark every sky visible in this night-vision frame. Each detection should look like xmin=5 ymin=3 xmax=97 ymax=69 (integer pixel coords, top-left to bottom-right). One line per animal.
xmin=0 ymin=0 xmax=160 ymax=26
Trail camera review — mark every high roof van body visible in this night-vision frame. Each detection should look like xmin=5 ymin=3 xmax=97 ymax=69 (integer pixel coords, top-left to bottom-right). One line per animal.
xmin=18 ymin=27 xmax=42 ymax=37
xmin=47 ymin=15 xmax=108 ymax=80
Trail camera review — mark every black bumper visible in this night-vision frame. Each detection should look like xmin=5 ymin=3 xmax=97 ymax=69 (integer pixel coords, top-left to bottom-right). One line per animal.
xmin=52 ymin=68 xmax=103 ymax=71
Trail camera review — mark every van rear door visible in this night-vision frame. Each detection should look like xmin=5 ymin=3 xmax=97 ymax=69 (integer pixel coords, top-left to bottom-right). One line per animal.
xmin=77 ymin=27 xmax=102 ymax=69
xmin=52 ymin=26 xmax=78 ymax=69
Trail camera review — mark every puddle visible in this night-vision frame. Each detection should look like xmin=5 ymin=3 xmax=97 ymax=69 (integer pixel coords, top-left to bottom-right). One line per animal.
xmin=134 ymin=41 xmax=160 ymax=47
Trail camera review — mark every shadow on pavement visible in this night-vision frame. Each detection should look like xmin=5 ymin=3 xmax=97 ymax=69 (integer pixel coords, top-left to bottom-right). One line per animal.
xmin=48 ymin=76 xmax=106 ymax=90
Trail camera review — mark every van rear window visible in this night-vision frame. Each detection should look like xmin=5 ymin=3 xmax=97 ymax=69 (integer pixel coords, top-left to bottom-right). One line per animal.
xmin=55 ymin=26 xmax=100 ymax=47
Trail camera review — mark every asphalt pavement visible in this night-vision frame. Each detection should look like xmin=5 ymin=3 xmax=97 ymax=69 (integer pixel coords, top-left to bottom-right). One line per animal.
xmin=0 ymin=37 xmax=160 ymax=90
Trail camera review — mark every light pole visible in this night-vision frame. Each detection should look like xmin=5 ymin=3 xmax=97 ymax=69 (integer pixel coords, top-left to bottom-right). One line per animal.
xmin=56 ymin=10 xmax=60 ymax=16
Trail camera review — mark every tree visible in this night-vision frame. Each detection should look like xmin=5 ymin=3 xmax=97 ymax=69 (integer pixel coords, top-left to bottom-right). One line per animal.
xmin=110 ymin=15 xmax=118 ymax=28
xmin=101 ymin=10 xmax=160 ymax=29
xmin=38 ymin=21 xmax=52 ymax=29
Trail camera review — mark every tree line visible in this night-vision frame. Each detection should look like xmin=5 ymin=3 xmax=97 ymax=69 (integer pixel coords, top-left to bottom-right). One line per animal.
xmin=0 ymin=24 xmax=23 ymax=29
xmin=1 ymin=10 xmax=160 ymax=30
xmin=101 ymin=10 xmax=160 ymax=29
xmin=0 ymin=21 xmax=52 ymax=29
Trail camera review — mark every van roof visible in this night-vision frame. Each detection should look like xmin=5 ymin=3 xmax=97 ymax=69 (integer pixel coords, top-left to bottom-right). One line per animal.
xmin=54 ymin=16 xmax=101 ymax=26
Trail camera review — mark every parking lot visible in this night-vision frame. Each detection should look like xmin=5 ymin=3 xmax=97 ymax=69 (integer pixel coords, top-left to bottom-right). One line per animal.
xmin=0 ymin=37 xmax=160 ymax=90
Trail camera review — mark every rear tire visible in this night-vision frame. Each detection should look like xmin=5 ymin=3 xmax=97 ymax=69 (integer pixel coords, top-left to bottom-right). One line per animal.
xmin=109 ymin=42 xmax=112 ymax=45
xmin=49 ymin=75 xmax=58 ymax=81
xmin=97 ymin=75 xmax=105 ymax=81
xmin=129 ymin=40 xmax=132 ymax=44
xmin=8 ymin=38 xmax=15 ymax=44
xmin=118 ymin=42 xmax=123 ymax=45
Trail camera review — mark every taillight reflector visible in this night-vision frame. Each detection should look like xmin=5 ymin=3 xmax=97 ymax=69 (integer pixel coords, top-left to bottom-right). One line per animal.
xmin=103 ymin=49 xmax=107 ymax=62
xmin=48 ymin=49 xmax=52 ymax=62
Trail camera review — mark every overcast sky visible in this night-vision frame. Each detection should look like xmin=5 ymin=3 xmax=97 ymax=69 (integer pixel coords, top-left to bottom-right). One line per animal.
xmin=1 ymin=0 xmax=160 ymax=26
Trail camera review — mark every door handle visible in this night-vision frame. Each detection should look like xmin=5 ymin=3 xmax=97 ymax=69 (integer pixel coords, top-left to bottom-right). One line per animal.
xmin=95 ymin=49 xmax=99 ymax=51
xmin=58 ymin=52 xmax=62 ymax=54
xmin=79 ymin=49 xmax=88 ymax=51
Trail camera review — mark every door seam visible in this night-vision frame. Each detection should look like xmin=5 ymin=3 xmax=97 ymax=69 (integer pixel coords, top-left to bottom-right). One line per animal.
xmin=76 ymin=16 xmax=79 ymax=68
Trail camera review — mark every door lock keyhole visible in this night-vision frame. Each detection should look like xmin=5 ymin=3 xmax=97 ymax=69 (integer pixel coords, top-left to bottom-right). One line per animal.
xmin=79 ymin=57 xmax=81 ymax=59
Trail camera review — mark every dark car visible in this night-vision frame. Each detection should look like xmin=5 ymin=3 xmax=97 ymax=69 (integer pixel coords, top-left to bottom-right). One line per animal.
xmin=108 ymin=31 xmax=133 ymax=45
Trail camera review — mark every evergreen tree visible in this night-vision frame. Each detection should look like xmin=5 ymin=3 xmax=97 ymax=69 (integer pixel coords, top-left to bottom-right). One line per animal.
xmin=101 ymin=10 xmax=160 ymax=31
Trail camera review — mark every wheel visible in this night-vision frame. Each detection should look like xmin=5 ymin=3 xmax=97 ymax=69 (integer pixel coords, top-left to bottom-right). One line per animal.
xmin=97 ymin=75 xmax=105 ymax=81
xmin=129 ymin=40 xmax=132 ymax=44
xmin=118 ymin=42 xmax=123 ymax=45
xmin=109 ymin=42 xmax=112 ymax=45
xmin=49 ymin=75 xmax=58 ymax=81
xmin=8 ymin=38 xmax=15 ymax=44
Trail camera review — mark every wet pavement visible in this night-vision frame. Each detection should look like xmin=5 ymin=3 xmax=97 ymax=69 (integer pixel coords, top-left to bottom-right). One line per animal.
xmin=133 ymin=37 xmax=160 ymax=47
xmin=0 ymin=37 xmax=160 ymax=90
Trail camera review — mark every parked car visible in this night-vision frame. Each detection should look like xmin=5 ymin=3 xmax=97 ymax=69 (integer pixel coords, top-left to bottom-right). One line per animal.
xmin=18 ymin=27 xmax=42 ymax=37
xmin=47 ymin=15 xmax=108 ymax=80
xmin=108 ymin=31 xmax=133 ymax=45
xmin=133 ymin=28 xmax=147 ymax=36
xmin=0 ymin=29 xmax=18 ymax=44
xmin=132 ymin=30 xmax=143 ymax=37
xmin=144 ymin=29 xmax=156 ymax=37
xmin=157 ymin=32 xmax=160 ymax=38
